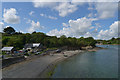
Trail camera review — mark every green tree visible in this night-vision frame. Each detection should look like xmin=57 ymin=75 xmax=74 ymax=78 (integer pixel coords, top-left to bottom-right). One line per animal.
xmin=3 ymin=26 xmax=15 ymax=34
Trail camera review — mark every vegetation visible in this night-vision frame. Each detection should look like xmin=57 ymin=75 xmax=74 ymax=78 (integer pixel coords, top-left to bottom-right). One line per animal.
xmin=47 ymin=71 xmax=54 ymax=77
xmin=3 ymin=26 xmax=15 ymax=34
xmin=2 ymin=27 xmax=97 ymax=50
xmin=2 ymin=27 xmax=120 ymax=50
xmin=96 ymin=37 xmax=120 ymax=45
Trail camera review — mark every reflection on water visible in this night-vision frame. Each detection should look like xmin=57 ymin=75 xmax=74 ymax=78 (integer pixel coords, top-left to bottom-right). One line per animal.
xmin=51 ymin=45 xmax=118 ymax=78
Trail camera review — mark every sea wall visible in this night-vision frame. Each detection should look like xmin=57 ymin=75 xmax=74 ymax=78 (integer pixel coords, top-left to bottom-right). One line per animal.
xmin=2 ymin=56 xmax=26 ymax=68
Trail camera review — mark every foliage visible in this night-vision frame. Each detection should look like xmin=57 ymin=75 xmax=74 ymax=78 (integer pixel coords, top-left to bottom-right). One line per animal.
xmin=96 ymin=37 xmax=120 ymax=45
xmin=2 ymin=52 xmax=6 ymax=55
xmin=3 ymin=26 xmax=15 ymax=34
xmin=2 ymin=27 xmax=97 ymax=50
xmin=24 ymin=53 xmax=30 ymax=56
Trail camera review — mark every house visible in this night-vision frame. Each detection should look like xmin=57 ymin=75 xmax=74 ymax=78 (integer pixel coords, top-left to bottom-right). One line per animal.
xmin=24 ymin=43 xmax=42 ymax=50
xmin=24 ymin=43 xmax=33 ymax=50
xmin=1 ymin=47 xmax=14 ymax=54
xmin=33 ymin=43 xmax=41 ymax=48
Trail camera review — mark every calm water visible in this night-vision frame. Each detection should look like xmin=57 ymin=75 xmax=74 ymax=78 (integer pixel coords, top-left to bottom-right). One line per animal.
xmin=51 ymin=45 xmax=119 ymax=78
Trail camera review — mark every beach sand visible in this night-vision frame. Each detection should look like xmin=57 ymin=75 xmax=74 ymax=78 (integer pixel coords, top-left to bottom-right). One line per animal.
xmin=2 ymin=50 xmax=83 ymax=78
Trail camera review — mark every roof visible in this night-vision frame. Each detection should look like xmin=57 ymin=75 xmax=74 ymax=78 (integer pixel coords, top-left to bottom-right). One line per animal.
xmin=1 ymin=47 xmax=14 ymax=51
xmin=33 ymin=43 xmax=40 ymax=47
xmin=24 ymin=44 xmax=33 ymax=49
xmin=24 ymin=43 xmax=41 ymax=49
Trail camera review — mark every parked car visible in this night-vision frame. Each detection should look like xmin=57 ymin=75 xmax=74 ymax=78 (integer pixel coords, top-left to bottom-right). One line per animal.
xmin=35 ymin=52 xmax=40 ymax=55
xmin=56 ymin=49 xmax=61 ymax=53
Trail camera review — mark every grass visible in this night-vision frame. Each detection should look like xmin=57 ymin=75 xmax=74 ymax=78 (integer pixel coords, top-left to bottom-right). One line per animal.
xmin=44 ymin=47 xmax=58 ymax=52
xmin=47 ymin=64 xmax=57 ymax=77
xmin=47 ymin=71 xmax=54 ymax=77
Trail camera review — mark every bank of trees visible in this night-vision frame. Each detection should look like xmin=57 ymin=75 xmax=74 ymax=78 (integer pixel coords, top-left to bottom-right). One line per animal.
xmin=2 ymin=27 xmax=97 ymax=50
xmin=97 ymin=37 xmax=120 ymax=45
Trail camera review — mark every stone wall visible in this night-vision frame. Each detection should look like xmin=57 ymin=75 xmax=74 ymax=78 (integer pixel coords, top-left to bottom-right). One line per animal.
xmin=2 ymin=56 xmax=26 ymax=68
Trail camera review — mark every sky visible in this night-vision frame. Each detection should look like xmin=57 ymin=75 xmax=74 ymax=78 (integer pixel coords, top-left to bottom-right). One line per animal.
xmin=0 ymin=1 xmax=119 ymax=40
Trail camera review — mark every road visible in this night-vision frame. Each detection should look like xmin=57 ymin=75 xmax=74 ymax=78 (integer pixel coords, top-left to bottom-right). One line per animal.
xmin=2 ymin=54 xmax=63 ymax=78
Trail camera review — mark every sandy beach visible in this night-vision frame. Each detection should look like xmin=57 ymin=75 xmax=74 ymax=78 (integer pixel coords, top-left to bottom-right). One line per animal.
xmin=2 ymin=50 xmax=83 ymax=78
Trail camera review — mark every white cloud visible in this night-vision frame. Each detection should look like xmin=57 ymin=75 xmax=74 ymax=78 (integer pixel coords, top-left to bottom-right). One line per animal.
xmin=97 ymin=21 xmax=119 ymax=40
xmin=47 ymin=17 xmax=97 ymax=37
xmin=54 ymin=2 xmax=78 ymax=17
xmin=47 ymin=29 xmax=61 ymax=37
xmin=3 ymin=8 xmax=20 ymax=24
xmin=0 ymin=22 xmax=4 ymax=32
xmin=24 ymin=18 xmax=32 ymax=24
xmin=87 ymin=2 xmax=94 ymax=10
xmin=95 ymin=23 xmax=101 ymax=28
xmin=33 ymin=1 xmax=84 ymax=17
xmin=33 ymin=0 xmax=58 ymax=8
xmin=88 ymin=7 xmax=94 ymax=10
xmin=95 ymin=2 xmax=118 ymax=19
xmin=48 ymin=15 xmax=57 ymax=20
xmin=28 ymin=20 xmax=44 ymax=33
xmin=84 ymin=32 xmax=92 ymax=38
xmin=87 ymin=3 xmax=117 ymax=19
xmin=48 ymin=16 xmax=119 ymax=40
xmin=83 ymin=21 xmax=119 ymax=40
xmin=26 ymin=19 xmax=32 ymax=23
xmin=19 ymin=30 xmax=25 ymax=33
xmin=29 ymin=11 xmax=34 ymax=16
xmin=87 ymin=13 xmax=93 ymax=17
xmin=40 ymin=13 xmax=57 ymax=20
xmin=40 ymin=13 xmax=45 ymax=17
xmin=62 ymin=23 xmax=69 ymax=27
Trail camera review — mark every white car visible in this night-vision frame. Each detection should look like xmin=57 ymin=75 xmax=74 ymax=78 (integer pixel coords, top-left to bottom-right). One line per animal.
xmin=35 ymin=52 xmax=40 ymax=55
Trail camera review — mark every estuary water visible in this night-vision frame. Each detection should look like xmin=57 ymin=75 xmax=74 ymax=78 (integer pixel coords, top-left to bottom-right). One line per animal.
xmin=51 ymin=45 xmax=119 ymax=78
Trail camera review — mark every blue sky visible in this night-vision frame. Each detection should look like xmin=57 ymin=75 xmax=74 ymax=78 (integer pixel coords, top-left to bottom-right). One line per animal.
xmin=1 ymin=2 xmax=119 ymax=40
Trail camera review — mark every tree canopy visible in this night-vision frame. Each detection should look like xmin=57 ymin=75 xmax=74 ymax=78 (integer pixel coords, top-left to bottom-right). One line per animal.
xmin=2 ymin=31 xmax=97 ymax=50
xmin=3 ymin=27 xmax=119 ymax=50
xmin=96 ymin=37 xmax=120 ymax=45
xmin=3 ymin=26 xmax=15 ymax=34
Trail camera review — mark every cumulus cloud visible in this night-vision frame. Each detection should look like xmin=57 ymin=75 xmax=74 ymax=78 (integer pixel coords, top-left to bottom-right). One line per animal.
xmin=3 ymin=8 xmax=20 ymax=24
xmin=0 ymin=22 xmax=4 ymax=32
xmin=40 ymin=13 xmax=45 ymax=17
xmin=26 ymin=19 xmax=32 ymax=24
xmin=54 ymin=2 xmax=78 ymax=17
xmin=48 ymin=15 xmax=57 ymax=20
xmin=97 ymin=21 xmax=119 ymax=40
xmin=84 ymin=32 xmax=92 ymax=38
xmin=33 ymin=1 xmax=84 ymax=17
xmin=83 ymin=21 xmax=119 ymax=40
xmin=87 ymin=13 xmax=93 ymax=17
xmin=95 ymin=2 xmax=118 ymax=19
xmin=87 ymin=2 xmax=117 ymax=19
xmin=40 ymin=13 xmax=57 ymax=20
xmin=32 ymin=0 xmax=58 ymax=8
xmin=24 ymin=18 xmax=32 ymax=24
xmin=28 ymin=20 xmax=44 ymax=33
xmin=47 ymin=17 xmax=119 ymax=40
xmin=29 ymin=11 xmax=34 ymax=16
xmin=47 ymin=17 xmax=97 ymax=37
xmin=95 ymin=23 xmax=101 ymax=28
xmin=62 ymin=23 xmax=69 ymax=27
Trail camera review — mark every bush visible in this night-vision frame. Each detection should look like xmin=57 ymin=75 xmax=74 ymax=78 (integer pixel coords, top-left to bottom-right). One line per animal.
xmin=2 ymin=52 xmax=6 ymax=55
xmin=24 ymin=53 xmax=30 ymax=56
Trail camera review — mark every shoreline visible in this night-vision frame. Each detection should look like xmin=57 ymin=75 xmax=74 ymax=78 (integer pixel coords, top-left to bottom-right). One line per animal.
xmin=96 ymin=44 xmax=120 ymax=45
xmin=38 ymin=50 xmax=84 ymax=78
xmin=2 ymin=47 xmax=104 ymax=78
xmin=39 ymin=47 xmax=105 ymax=78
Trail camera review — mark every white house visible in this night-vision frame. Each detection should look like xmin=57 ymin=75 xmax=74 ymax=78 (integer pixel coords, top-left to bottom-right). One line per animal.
xmin=1 ymin=47 xmax=14 ymax=54
xmin=33 ymin=43 xmax=41 ymax=47
xmin=24 ymin=43 xmax=41 ymax=50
